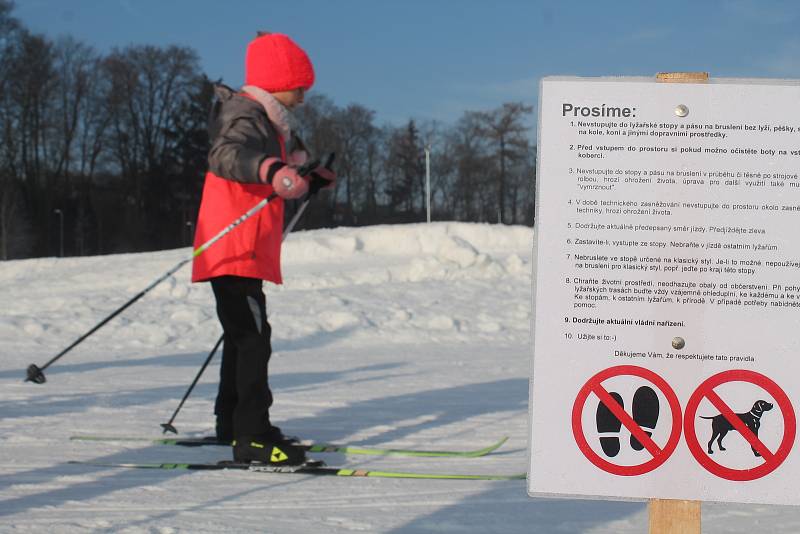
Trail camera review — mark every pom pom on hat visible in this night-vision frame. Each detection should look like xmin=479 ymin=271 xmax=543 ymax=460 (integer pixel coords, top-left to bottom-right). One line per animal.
xmin=245 ymin=32 xmax=315 ymax=93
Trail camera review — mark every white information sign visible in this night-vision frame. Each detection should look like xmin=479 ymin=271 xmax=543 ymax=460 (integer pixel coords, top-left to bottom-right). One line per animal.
xmin=529 ymin=77 xmax=800 ymax=505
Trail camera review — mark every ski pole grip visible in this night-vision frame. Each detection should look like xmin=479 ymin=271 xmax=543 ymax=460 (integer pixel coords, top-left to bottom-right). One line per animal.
xmin=297 ymin=156 xmax=320 ymax=177
xmin=308 ymin=153 xmax=336 ymax=197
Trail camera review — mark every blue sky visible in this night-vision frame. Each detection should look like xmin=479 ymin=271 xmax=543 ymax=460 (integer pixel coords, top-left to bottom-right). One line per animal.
xmin=13 ymin=0 xmax=800 ymax=128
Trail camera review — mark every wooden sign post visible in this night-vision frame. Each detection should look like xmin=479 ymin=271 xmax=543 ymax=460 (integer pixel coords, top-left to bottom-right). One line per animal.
xmin=649 ymin=499 xmax=700 ymax=534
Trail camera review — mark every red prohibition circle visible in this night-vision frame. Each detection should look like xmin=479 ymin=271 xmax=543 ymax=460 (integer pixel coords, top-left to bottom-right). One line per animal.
xmin=684 ymin=370 xmax=796 ymax=481
xmin=572 ymin=365 xmax=682 ymax=476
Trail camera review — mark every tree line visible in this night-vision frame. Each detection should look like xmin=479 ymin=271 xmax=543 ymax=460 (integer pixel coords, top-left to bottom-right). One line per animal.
xmin=0 ymin=1 xmax=535 ymax=260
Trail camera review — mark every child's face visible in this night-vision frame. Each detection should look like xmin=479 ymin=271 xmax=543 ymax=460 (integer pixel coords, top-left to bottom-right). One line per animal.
xmin=272 ymin=87 xmax=306 ymax=109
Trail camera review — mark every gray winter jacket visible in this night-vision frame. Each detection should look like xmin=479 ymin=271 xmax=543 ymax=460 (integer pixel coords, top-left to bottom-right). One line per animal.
xmin=207 ymin=84 xmax=283 ymax=184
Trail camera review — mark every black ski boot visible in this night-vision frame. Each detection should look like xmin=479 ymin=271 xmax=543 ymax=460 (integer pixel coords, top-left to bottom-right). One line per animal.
xmin=233 ymin=434 xmax=308 ymax=465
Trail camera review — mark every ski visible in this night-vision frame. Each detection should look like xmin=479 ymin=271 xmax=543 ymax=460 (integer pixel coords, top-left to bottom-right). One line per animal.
xmin=67 ymin=459 xmax=526 ymax=480
xmin=69 ymin=435 xmax=508 ymax=458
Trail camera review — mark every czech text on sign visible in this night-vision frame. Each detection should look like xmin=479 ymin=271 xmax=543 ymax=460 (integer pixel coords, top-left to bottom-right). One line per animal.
xmin=529 ymin=76 xmax=800 ymax=505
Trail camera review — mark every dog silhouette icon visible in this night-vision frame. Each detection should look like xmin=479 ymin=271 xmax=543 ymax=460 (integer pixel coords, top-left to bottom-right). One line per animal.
xmin=700 ymin=399 xmax=773 ymax=456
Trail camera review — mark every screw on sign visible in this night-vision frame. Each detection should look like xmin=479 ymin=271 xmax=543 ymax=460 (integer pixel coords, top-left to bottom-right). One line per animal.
xmin=684 ymin=370 xmax=796 ymax=481
xmin=572 ymin=365 xmax=682 ymax=476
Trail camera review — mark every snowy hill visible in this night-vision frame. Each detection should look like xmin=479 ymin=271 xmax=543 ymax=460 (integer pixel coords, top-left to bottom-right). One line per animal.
xmin=0 ymin=222 xmax=796 ymax=532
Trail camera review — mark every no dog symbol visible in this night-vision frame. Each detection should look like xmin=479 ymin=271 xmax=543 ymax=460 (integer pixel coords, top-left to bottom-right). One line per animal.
xmin=684 ymin=370 xmax=796 ymax=481
xmin=572 ymin=365 xmax=682 ymax=476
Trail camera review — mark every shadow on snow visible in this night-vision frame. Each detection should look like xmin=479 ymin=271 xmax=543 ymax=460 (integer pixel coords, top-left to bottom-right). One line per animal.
xmin=389 ymin=484 xmax=644 ymax=534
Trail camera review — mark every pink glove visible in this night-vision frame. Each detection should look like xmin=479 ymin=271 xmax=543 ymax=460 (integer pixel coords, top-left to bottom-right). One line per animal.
xmin=259 ymin=158 xmax=309 ymax=200
xmin=287 ymin=150 xmax=309 ymax=166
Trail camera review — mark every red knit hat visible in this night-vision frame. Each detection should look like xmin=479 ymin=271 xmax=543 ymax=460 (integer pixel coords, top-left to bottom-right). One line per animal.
xmin=245 ymin=32 xmax=315 ymax=93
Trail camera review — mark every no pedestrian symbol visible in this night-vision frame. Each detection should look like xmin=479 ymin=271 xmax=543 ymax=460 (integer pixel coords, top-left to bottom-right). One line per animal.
xmin=572 ymin=365 xmax=682 ymax=476
xmin=684 ymin=370 xmax=796 ymax=481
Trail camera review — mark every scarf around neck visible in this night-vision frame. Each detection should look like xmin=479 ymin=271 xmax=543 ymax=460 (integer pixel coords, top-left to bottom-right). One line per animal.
xmin=241 ymin=85 xmax=296 ymax=142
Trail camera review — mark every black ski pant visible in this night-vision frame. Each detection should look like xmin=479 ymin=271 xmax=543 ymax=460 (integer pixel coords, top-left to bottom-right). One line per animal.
xmin=210 ymin=275 xmax=273 ymax=439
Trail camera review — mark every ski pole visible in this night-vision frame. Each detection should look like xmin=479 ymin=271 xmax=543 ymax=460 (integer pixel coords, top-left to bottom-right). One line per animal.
xmin=25 ymin=155 xmax=336 ymax=385
xmin=158 ymin=153 xmax=336 ymax=431
xmin=25 ymin=256 xmax=192 ymax=384
xmin=160 ymin=334 xmax=224 ymax=434
xmin=25 ymin=192 xmax=277 ymax=385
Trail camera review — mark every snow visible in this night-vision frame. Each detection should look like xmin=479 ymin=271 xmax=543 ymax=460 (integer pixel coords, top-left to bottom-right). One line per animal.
xmin=1 ymin=222 xmax=798 ymax=532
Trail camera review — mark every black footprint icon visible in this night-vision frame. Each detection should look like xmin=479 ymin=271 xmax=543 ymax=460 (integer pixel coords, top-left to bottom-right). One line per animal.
xmin=596 ymin=392 xmax=624 ymax=457
xmin=631 ymin=386 xmax=659 ymax=451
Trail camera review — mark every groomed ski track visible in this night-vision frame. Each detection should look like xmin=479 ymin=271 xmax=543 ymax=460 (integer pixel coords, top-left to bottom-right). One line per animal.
xmin=2 ymin=223 xmax=792 ymax=532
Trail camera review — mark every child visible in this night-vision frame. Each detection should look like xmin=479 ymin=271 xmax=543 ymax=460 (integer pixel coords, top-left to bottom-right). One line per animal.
xmin=191 ymin=32 xmax=335 ymax=465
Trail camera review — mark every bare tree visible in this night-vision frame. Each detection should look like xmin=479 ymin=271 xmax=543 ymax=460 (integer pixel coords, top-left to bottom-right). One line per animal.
xmin=0 ymin=0 xmax=21 ymax=258
xmin=504 ymin=142 xmax=536 ymax=224
xmin=385 ymin=120 xmax=424 ymax=217
xmin=101 ymin=44 xmax=202 ymax=248
xmin=447 ymin=112 xmax=493 ymax=221
xmin=293 ymin=93 xmax=341 ymax=225
xmin=430 ymin=130 xmax=459 ymax=219
xmin=474 ymin=102 xmax=533 ymax=223
xmin=294 ymin=93 xmax=339 ymax=155
xmin=50 ymin=38 xmax=99 ymax=180
xmin=103 ymin=44 xmax=200 ymax=178
xmin=331 ymin=104 xmax=379 ymax=223
xmin=2 ymin=28 xmax=61 ymax=256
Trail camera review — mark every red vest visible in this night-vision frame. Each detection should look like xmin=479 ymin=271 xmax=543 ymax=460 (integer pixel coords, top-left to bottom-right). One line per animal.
xmin=191 ymin=175 xmax=284 ymax=283
xmin=191 ymin=91 xmax=287 ymax=284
